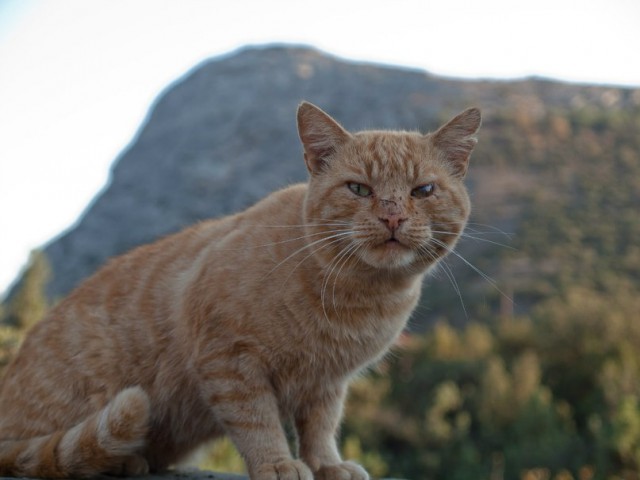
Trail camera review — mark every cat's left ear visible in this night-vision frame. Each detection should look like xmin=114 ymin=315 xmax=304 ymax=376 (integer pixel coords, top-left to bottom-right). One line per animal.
xmin=431 ymin=107 xmax=482 ymax=178
xmin=297 ymin=101 xmax=351 ymax=174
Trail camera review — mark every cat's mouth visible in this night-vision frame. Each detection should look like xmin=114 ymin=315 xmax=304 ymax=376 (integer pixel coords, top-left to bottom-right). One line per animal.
xmin=382 ymin=237 xmax=407 ymax=249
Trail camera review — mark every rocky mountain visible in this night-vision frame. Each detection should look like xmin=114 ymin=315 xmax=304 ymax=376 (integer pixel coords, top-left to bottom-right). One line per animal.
xmin=8 ymin=45 xmax=640 ymax=328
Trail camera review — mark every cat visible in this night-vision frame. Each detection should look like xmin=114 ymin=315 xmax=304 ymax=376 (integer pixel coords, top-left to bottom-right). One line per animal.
xmin=0 ymin=101 xmax=481 ymax=480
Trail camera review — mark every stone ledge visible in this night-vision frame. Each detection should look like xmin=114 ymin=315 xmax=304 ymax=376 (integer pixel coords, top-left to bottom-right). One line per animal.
xmin=1 ymin=470 xmax=406 ymax=480
xmin=0 ymin=471 xmax=245 ymax=480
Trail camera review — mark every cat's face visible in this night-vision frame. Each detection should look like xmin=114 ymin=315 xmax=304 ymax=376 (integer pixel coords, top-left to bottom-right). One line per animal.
xmin=298 ymin=103 xmax=480 ymax=273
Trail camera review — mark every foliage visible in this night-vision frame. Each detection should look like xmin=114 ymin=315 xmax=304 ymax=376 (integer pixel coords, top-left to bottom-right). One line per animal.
xmin=196 ymin=438 xmax=246 ymax=474
xmin=0 ymin=250 xmax=50 ymax=378
xmin=0 ymin=325 xmax=22 ymax=377
xmin=3 ymin=250 xmax=50 ymax=329
xmin=343 ymin=314 xmax=640 ymax=479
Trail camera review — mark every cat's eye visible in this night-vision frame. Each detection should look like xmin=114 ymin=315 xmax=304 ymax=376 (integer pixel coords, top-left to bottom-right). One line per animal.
xmin=411 ymin=183 xmax=436 ymax=198
xmin=347 ymin=182 xmax=373 ymax=197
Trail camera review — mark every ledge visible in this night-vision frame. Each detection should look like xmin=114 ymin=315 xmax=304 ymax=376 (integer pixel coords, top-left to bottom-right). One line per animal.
xmin=1 ymin=470 xmax=406 ymax=480
xmin=0 ymin=471 xmax=246 ymax=480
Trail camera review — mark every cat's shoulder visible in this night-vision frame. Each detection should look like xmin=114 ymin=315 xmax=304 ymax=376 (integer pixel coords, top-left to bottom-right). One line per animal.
xmin=246 ymin=182 xmax=308 ymax=214
xmin=271 ymin=183 xmax=307 ymax=201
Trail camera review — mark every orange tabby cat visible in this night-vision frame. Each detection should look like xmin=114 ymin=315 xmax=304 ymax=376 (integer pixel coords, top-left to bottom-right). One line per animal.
xmin=0 ymin=102 xmax=481 ymax=480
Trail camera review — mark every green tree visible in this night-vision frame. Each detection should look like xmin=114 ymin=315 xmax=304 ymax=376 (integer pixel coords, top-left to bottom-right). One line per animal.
xmin=610 ymin=396 xmax=640 ymax=472
xmin=5 ymin=250 xmax=51 ymax=330
xmin=0 ymin=251 xmax=51 ymax=378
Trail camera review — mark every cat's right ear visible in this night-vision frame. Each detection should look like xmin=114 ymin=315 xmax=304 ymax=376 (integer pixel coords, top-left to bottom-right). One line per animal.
xmin=297 ymin=102 xmax=351 ymax=174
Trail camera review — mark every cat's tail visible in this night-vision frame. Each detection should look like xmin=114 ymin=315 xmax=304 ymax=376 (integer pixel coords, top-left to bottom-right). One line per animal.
xmin=0 ymin=386 xmax=150 ymax=478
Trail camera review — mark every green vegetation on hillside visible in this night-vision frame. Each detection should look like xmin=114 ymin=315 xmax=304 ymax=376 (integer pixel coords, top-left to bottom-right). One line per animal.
xmin=344 ymin=313 xmax=640 ymax=479
xmin=0 ymin=251 xmax=50 ymax=377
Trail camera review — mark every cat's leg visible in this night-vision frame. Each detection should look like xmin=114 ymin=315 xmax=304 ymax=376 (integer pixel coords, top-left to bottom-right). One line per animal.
xmin=105 ymin=454 xmax=150 ymax=476
xmin=198 ymin=358 xmax=312 ymax=480
xmin=295 ymin=383 xmax=369 ymax=480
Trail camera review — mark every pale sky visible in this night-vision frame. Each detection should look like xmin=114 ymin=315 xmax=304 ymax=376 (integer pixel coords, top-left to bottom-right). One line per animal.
xmin=1 ymin=0 xmax=639 ymax=298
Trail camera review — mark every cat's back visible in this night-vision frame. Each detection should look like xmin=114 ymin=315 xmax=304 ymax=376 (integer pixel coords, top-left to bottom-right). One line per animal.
xmin=10 ymin=181 xmax=308 ymax=348
xmin=0 ymin=184 xmax=308 ymax=400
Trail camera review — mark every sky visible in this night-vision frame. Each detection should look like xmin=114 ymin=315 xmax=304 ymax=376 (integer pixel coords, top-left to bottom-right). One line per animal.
xmin=1 ymin=0 xmax=639 ymax=299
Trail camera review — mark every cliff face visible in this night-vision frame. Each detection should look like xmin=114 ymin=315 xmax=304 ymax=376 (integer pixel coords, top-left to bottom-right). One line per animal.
xmin=12 ymin=45 xmax=638 ymax=327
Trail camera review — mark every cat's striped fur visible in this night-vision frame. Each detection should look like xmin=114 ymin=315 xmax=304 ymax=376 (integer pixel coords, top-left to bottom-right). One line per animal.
xmin=0 ymin=102 xmax=480 ymax=480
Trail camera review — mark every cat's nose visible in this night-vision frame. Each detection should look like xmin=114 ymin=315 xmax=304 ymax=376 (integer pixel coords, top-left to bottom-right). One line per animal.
xmin=378 ymin=214 xmax=406 ymax=233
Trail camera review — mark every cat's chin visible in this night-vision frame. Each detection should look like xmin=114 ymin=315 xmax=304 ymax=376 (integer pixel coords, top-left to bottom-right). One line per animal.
xmin=360 ymin=240 xmax=418 ymax=270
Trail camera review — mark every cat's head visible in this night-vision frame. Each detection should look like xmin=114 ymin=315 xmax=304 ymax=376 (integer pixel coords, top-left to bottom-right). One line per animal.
xmin=297 ymin=102 xmax=480 ymax=273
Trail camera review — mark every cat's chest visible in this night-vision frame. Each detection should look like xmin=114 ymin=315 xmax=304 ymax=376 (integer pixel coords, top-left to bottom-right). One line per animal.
xmin=281 ymin=290 xmax=417 ymax=378
xmin=270 ymin=308 xmax=408 ymax=409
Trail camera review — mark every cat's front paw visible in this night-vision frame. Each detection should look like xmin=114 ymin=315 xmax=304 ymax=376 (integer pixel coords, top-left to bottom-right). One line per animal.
xmin=253 ymin=459 xmax=313 ymax=480
xmin=315 ymin=461 xmax=369 ymax=480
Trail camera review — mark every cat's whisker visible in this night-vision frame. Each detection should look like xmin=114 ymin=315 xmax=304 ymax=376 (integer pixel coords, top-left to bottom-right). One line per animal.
xmin=330 ymin=243 xmax=363 ymax=317
xmin=414 ymin=242 xmax=472 ymax=319
xmin=430 ymin=238 xmax=513 ymax=303
xmin=431 ymin=221 xmax=514 ymax=239
xmin=249 ymin=222 xmax=352 ymax=229
xmin=465 ymin=222 xmax=514 ymax=238
xmin=262 ymin=231 xmax=354 ymax=280
xmin=282 ymin=234 xmax=354 ymax=286
xmin=248 ymin=229 xmax=352 ymax=251
xmin=320 ymin=242 xmax=359 ymax=321
xmin=235 ymin=220 xmax=351 ymax=236
xmin=436 ymin=259 xmax=468 ymax=320
xmin=464 ymin=225 xmax=514 ymax=240
xmin=305 ymin=218 xmax=351 ymax=226
xmin=459 ymin=234 xmax=515 ymax=250
xmin=265 ymin=231 xmax=351 ymax=278
xmin=215 ymin=228 xmax=352 ymax=253
xmin=430 ymin=230 xmax=516 ymax=250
